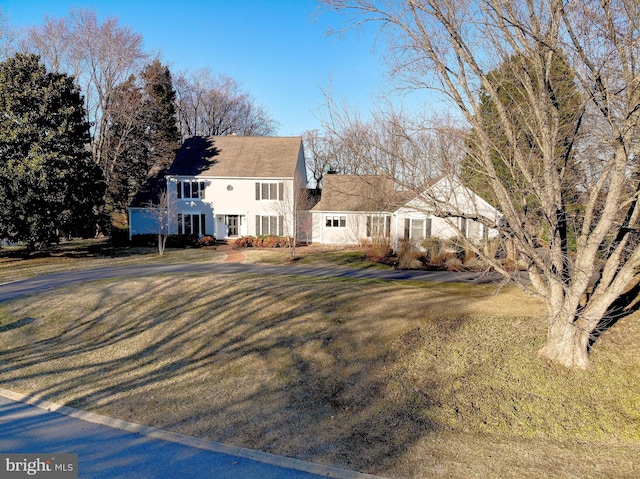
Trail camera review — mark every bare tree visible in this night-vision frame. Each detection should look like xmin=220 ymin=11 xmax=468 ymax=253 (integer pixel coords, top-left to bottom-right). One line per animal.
xmin=178 ymin=68 xmax=279 ymax=137
xmin=23 ymin=8 xmax=148 ymax=170
xmin=302 ymin=129 xmax=339 ymax=193
xmin=0 ymin=8 xmax=17 ymax=60
xmin=323 ymin=0 xmax=640 ymax=369
xmin=144 ymin=187 xmax=174 ymax=256
xmin=322 ymin=96 xmax=464 ymax=183
xmin=269 ymin=171 xmax=316 ymax=260
xmin=175 ymin=68 xmax=279 ymax=139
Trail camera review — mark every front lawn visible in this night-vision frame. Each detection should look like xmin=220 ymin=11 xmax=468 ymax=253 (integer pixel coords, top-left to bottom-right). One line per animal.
xmin=0 ymin=273 xmax=638 ymax=478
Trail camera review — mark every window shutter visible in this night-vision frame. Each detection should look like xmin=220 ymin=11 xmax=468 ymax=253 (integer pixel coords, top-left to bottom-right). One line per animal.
xmin=177 ymin=181 xmax=182 ymax=199
xmin=404 ymin=219 xmax=410 ymax=239
xmin=425 ymin=218 xmax=432 ymax=238
xmin=366 ymin=216 xmax=372 ymax=237
xmin=385 ymin=216 xmax=391 ymax=237
xmin=279 ymin=182 xmax=284 ymax=201
xmin=199 ymin=182 xmax=205 ymax=199
xmin=255 ymin=183 xmax=261 ymax=200
xmin=201 ymin=214 xmax=206 ymax=234
xmin=256 ymin=215 xmax=261 ymax=235
xmin=178 ymin=214 xmax=183 ymax=234
xmin=279 ymin=216 xmax=284 ymax=236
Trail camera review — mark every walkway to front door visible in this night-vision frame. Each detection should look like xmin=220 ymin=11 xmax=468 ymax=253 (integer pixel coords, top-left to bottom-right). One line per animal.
xmin=216 ymin=242 xmax=245 ymax=263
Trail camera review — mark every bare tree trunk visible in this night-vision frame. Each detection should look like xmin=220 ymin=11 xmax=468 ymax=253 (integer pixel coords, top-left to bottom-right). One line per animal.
xmin=539 ymin=308 xmax=592 ymax=369
xmin=321 ymin=0 xmax=640 ymax=369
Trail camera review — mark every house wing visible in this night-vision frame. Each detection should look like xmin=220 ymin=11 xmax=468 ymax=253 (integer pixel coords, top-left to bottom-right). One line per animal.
xmin=312 ymin=175 xmax=399 ymax=212
xmin=404 ymin=176 xmax=501 ymax=223
xmin=167 ymin=135 xmax=304 ymax=178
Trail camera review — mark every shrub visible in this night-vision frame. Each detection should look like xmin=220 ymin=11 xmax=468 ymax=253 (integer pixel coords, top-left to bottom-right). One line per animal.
xmin=444 ymin=256 xmax=463 ymax=271
xmin=366 ymin=236 xmax=392 ymax=262
xmin=262 ymin=236 xmax=280 ymax=248
xmin=462 ymin=255 xmax=489 ymax=271
xmin=396 ymin=238 xmax=423 ymax=269
xmin=234 ymin=235 xmax=293 ymax=248
xmin=448 ymin=238 xmax=466 ymax=260
xmin=422 ymin=237 xmax=441 ymax=261
xmin=234 ymin=236 xmax=251 ymax=247
xmin=130 ymin=234 xmax=157 ymax=247
xmin=166 ymin=234 xmax=200 ymax=248
xmin=110 ymin=226 xmax=130 ymax=247
xmin=199 ymin=235 xmax=216 ymax=246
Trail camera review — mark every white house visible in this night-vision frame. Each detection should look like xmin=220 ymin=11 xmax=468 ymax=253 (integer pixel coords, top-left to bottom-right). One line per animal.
xmin=310 ymin=174 xmax=501 ymax=249
xmin=129 ymin=136 xmax=307 ymax=241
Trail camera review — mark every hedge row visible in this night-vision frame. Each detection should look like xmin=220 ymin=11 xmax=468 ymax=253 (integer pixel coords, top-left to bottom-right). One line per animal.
xmin=234 ymin=235 xmax=293 ymax=248
xmin=128 ymin=234 xmax=217 ymax=248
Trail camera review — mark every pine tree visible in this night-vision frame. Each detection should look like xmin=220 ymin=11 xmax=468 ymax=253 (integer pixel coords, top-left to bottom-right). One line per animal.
xmin=141 ymin=60 xmax=181 ymax=169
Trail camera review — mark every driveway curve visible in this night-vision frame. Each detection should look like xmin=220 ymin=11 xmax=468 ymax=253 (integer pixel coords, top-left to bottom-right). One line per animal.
xmin=0 ymin=262 xmax=512 ymax=303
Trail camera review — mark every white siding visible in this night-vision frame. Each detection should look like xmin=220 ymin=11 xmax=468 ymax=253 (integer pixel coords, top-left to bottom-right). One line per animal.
xmin=129 ymin=208 xmax=164 ymax=237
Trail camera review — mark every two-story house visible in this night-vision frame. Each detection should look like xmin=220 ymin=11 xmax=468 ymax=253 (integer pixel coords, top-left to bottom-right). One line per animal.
xmin=128 ymin=135 xmax=307 ymax=241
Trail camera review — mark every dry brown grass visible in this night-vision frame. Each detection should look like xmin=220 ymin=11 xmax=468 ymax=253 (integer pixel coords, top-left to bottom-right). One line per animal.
xmin=0 ymin=274 xmax=639 ymax=478
xmin=0 ymin=238 xmax=225 ymax=283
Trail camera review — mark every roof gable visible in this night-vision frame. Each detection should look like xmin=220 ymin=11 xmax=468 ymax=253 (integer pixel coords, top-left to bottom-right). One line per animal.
xmin=167 ymin=135 xmax=303 ymax=178
xmin=402 ymin=176 xmax=501 ymax=220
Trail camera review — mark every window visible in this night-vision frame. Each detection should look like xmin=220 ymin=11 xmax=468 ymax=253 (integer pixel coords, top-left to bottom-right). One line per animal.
xmin=325 ymin=215 xmax=346 ymax=228
xmin=255 ymin=215 xmax=284 ymax=235
xmin=366 ymin=215 xmax=390 ymax=237
xmin=404 ymin=218 xmax=432 ymax=240
xmin=255 ymin=182 xmax=284 ymax=200
xmin=178 ymin=213 xmax=206 ymax=235
xmin=177 ymin=180 xmax=205 ymax=199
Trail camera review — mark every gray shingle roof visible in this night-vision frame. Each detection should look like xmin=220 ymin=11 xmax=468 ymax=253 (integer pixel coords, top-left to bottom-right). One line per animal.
xmin=312 ymin=174 xmax=399 ymax=212
xmin=167 ymin=135 xmax=303 ymax=178
xmin=128 ymin=164 xmax=167 ymax=208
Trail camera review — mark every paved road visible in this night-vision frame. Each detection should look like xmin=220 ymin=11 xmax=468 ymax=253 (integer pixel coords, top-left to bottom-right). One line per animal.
xmin=0 ymin=393 xmax=380 ymax=479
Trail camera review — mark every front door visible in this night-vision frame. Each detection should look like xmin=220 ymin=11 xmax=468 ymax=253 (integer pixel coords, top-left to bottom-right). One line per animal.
xmin=226 ymin=215 xmax=239 ymax=237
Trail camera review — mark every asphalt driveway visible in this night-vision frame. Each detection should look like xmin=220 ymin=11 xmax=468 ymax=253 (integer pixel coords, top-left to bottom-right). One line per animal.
xmin=0 ymin=262 xmax=510 ymax=303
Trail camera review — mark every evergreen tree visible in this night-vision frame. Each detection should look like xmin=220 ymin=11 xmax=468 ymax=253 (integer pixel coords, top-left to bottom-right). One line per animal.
xmin=141 ymin=59 xmax=181 ymax=169
xmin=0 ymin=53 xmax=105 ymax=249
xmin=463 ymin=53 xmax=583 ymax=208
xmin=102 ymin=61 xmax=180 ymax=219
xmin=461 ymin=52 xmax=584 ymax=247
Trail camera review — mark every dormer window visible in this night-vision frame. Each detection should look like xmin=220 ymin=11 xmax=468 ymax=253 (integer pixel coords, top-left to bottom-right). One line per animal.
xmin=177 ymin=180 xmax=206 ymax=199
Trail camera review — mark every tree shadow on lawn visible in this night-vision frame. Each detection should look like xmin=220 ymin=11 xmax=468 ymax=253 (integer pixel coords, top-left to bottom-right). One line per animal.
xmin=0 ymin=275 xmax=512 ymax=474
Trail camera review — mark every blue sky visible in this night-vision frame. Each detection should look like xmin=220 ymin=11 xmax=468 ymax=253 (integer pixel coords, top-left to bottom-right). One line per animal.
xmin=1 ymin=0 xmax=389 ymax=136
